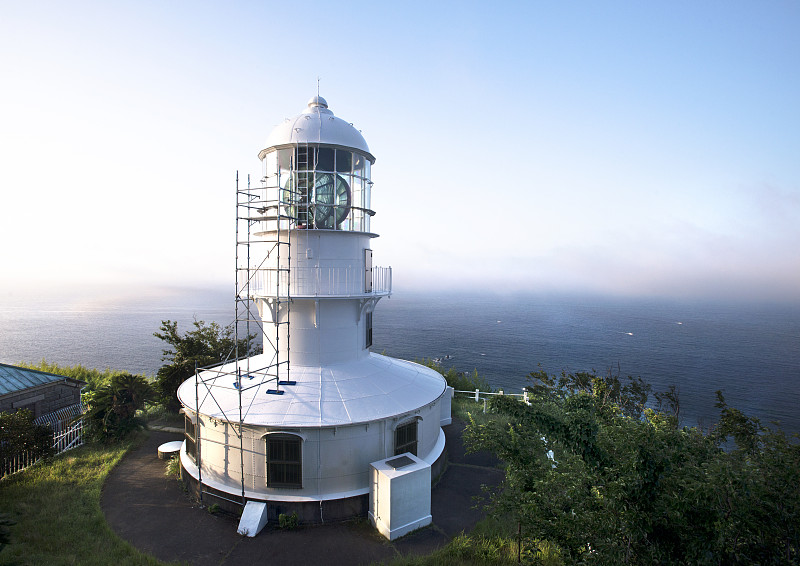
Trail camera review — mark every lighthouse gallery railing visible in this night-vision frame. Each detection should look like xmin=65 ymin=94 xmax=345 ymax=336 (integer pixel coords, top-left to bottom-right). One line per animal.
xmin=240 ymin=265 xmax=391 ymax=298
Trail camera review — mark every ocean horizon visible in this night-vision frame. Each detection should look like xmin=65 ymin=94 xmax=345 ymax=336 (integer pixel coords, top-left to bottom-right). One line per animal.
xmin=1 ymin=288 xmax=798 ymax=434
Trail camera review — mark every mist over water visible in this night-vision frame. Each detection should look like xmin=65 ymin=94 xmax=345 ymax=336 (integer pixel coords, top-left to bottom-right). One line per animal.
xmin=373 ymin=292 xmax=800 ymax=433
xmin=1 ymin=288 xmax=798 ymax=433
xmin=0 ymin=288 xmax=233 ymax=377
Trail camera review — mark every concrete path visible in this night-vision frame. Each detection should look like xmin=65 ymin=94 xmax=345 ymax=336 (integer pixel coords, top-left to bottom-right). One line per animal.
xmin=101 ymin=421 xmax=502 ymax=566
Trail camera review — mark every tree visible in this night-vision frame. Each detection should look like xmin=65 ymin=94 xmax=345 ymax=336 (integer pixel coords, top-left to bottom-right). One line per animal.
xmin=82 ymin=373 xmax=155 ymax=441
xmin=154 ymin=319 xmax=256 ymax=413
xmin=464 ymin=370 xmax=800 ymax=565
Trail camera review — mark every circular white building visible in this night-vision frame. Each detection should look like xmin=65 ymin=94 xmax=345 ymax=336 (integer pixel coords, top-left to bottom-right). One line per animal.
xmin=178 ymin=97 xmax=451 ymax=534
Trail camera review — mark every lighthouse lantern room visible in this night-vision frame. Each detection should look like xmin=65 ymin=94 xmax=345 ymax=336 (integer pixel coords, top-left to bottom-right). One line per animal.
xmin=177 ymin=97 xmax=452 ymax=538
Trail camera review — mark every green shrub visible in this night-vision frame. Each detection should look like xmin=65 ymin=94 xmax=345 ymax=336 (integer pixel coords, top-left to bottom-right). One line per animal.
xmin=83 ymin=373 xmax=155 ymax=442
xmin=278 ymin=511 xmax=298 ymax=529
xmin=0 ymin=409 xmax=53 ymax=467
xmin=418 ymin=359 xmax=492 ymax=392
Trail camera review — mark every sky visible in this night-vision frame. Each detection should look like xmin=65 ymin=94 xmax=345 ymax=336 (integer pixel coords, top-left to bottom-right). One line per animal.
xmin=1 ymin=1 xmax=799 ymax=303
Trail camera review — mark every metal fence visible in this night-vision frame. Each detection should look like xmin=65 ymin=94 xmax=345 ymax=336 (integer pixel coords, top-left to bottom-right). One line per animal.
xmin=1 ymin=404 xmax=85 ymax=479
xmin=37 ymin=404 xmax=85 ymax=454
xmin=1 ymin=450 xmax=41 ymax=479
xmin=453 ymin=388 xmax=531 ymax=413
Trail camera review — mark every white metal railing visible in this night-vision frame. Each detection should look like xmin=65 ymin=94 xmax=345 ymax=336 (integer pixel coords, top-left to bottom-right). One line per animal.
xmin=52 ymin=418 xmax=84 ymax=453
xmin=33 ymin=403 xmax=83 ymax=429
xmin=241 ymin=266 xmax=392 ymax=297
xmin=39 ymin=403 xmax=85 ymax=455
xmin=453 ymin=388 xmax=531 ymax=413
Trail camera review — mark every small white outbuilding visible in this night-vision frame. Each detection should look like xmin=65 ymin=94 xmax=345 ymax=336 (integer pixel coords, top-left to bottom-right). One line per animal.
xmin=178 ymin=97 xmax=451 ymax=536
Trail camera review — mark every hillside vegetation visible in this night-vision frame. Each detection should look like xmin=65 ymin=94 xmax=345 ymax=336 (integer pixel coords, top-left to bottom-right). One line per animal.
xmin=456 ymin=369 xmax=800 ymax=565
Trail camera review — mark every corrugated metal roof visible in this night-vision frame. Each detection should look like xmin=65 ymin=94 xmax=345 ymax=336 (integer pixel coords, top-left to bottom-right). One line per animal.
xmin=0 ymin=363 xmax=77 ymax=396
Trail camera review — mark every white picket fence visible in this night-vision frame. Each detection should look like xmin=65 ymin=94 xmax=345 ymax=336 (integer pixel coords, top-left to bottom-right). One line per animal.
xmin=1 ymin=404 xmax=84 ymax=479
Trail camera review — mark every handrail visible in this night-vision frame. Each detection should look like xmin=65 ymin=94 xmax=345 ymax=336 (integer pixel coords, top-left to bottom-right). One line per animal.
xmin=453 ymin=388 xmax=532 ymax=413
xmin=241 ymin=265 xmax=392 ymax=297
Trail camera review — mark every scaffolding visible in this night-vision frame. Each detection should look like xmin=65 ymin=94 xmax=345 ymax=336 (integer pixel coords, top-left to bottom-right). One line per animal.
xmin=188 ymin=163 xmax=296 ymax=507
xmin=234 ymin=170 xmax=293 ymax=394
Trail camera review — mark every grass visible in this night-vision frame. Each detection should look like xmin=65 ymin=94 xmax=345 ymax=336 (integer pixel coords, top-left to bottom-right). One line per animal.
xmin=0 ymin=438 xmax=176 ymax=566
xmin=379 ymin=516 xmax=564 ymax=566
xmin=379 ymin=518 xmax=521 ymax=566
xmin=451 ymin=394 xmax=511 ymax=429
xmin=164 ymin=455 xmax=181 ymax=480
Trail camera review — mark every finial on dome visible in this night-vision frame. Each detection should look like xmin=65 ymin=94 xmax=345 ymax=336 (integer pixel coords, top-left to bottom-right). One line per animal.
xmin=308 ymin=95 xmax=328 ymax=109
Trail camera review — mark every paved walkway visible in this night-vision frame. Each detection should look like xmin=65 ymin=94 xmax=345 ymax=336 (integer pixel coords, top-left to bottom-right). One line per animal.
xmin=101 ymin=421 xmax=502 ymax=566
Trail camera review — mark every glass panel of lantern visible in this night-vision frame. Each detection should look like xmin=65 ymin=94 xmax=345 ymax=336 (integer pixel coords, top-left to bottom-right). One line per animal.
xmin=336 ymin=149 xmax=352 ymax=174
xmin=353 ymin=153 xmax=365 ymax=177
xmin=317 ymin=147 xmax=335 ymax=172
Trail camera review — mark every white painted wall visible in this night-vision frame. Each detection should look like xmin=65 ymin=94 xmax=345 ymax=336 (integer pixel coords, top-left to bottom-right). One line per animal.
xmin=253 ymin=230 xmax=383 ymax=367
xmin=185 ymin=394 xmax=446 ymax=501
xmin=258 ymin=298 xmax=375 ymax=366
xmin=288 ymin=231 xmax=373 ymax=272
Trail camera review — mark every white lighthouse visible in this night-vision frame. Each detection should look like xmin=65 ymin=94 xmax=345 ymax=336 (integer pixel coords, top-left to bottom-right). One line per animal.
xmin=177 ymin=96 xmax=451 ymax=539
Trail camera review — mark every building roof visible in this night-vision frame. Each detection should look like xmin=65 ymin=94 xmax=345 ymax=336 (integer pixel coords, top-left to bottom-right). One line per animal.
xmin=0 ymin=363 xmax=84 ymax=397
xmin=259 ymin=96 xmax=374 ymax=162
xmin=177 ymin=353 xmax=447 ymax=428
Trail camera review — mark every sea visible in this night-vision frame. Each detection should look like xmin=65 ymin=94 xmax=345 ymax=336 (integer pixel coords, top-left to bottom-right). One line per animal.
xmin=1 ymin=288 xmax=798 ymax=434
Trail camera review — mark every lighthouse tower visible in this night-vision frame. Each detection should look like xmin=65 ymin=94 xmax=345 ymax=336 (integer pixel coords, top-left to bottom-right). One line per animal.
xmin=177 ymin=97 xmax=451 ymax=538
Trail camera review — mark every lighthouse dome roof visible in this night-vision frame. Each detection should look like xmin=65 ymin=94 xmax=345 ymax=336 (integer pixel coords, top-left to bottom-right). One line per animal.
xmin=260 ymin=96 xmax=374 ymax=162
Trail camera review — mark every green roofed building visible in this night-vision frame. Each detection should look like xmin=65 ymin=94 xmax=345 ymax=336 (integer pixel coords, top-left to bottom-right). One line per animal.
xmin=0 ymin=363 xmax=85 ymax=419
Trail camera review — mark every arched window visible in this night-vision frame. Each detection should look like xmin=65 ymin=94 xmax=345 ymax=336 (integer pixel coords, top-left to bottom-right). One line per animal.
xmin=266 ymin=434 xmax=302 ymax=488
xmin=394 ymin=419 xmax=418 ymax=456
